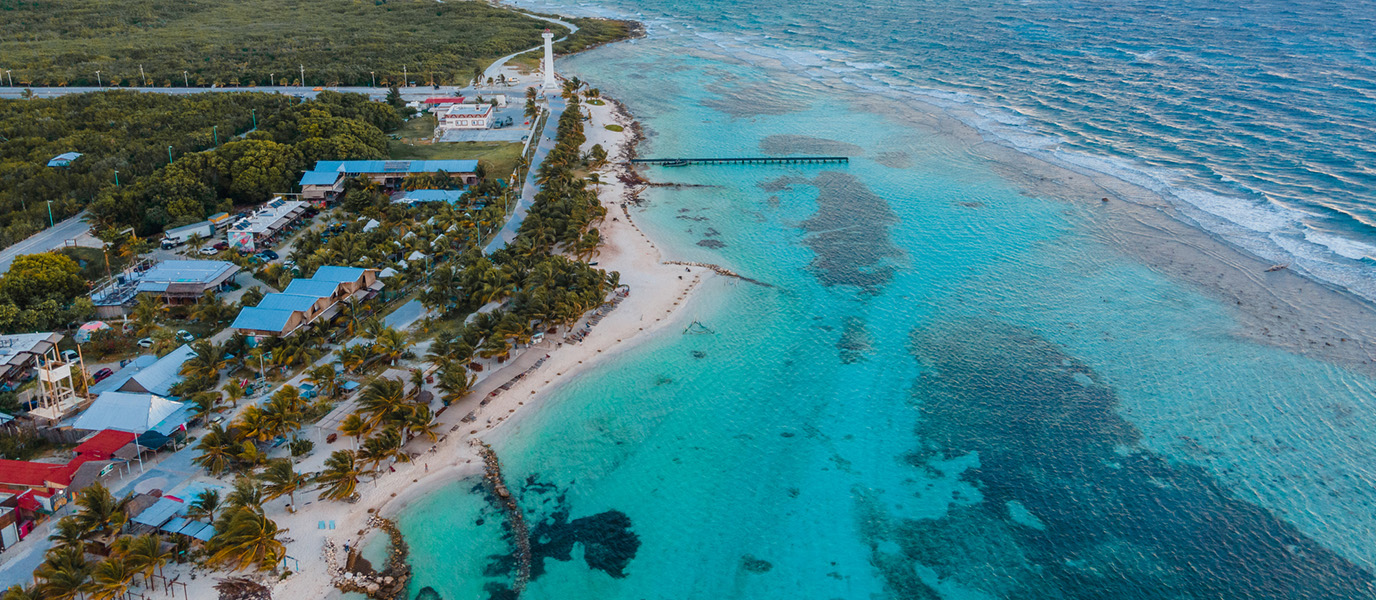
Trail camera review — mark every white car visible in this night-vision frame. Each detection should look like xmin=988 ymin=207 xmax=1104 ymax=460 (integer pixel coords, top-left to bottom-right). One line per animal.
xmin=137 ymin=338 xmax=153 ymax=348
xmin=199 ymin=246 xmax=220 ymax=256
xmin=176 ymin=330 xmax=195 ymax=343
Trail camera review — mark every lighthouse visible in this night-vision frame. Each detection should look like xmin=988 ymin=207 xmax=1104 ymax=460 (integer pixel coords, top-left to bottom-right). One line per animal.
xmin=541 ymin=28 xmax=558 ymax=91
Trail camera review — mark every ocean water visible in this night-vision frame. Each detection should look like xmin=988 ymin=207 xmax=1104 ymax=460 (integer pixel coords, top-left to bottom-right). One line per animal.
xmin=394 ymin=0 xmax=1376 ymax=598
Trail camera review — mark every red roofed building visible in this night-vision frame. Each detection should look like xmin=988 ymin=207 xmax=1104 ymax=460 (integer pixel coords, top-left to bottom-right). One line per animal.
xmin=73 ymin=430 xmax=135 ymax=461
xmin=422 ymin=96 xmax=465 ymax=107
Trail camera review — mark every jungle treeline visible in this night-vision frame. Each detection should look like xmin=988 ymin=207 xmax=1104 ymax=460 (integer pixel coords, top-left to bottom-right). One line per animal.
xmin=0 ymin=0 xmax=634 ymax=88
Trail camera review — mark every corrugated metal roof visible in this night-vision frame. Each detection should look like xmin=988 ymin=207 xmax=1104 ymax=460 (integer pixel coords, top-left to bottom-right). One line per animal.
xmin=88 ymin=355 xmax=156 ymax=395
xmin=165 ymin=221 xmax=213 ymax=237
xmin=395 ymin=189 xmax=465 ymax=204
xmin=134 ymin=260 xmax=238 ymax=285
xmin=312 ymin=159 xmax=478 ymax=175
xmin=311 ymin=266 xmax=367 ymax=283
xmin=282 ymin=279 xmax=341 ymax=298
xmin=133 ymin=499 xmax=184 ymax=527
xmin=123 ymin=344 xmax=195 ymax=396
xmin=256 ymin=293 xmax=322 ymax=312
xmin=300 ymin=171 xmax=343 ymax=186
xmin=72 ymin=392 xmax=187 ymax=434
xmin=231 ymin=307 xmax=298 ymax=332
xmin=47 ymin=152 xmax=82 ymax=167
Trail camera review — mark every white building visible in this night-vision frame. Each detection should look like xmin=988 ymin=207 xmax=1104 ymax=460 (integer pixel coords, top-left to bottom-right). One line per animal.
xmin=435 ymin=103 xmax=494 ymax=132
xmin=227 ymin=197 xmax=308 ymax=252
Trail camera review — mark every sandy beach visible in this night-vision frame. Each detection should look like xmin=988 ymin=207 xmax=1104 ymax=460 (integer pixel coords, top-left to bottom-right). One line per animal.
xmin=207 ymin=92 xmax=715 ymax=600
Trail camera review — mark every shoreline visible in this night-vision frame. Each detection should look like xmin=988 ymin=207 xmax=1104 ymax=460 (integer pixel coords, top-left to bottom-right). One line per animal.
xmin=265 ymin=88 xmax=715 ymax=600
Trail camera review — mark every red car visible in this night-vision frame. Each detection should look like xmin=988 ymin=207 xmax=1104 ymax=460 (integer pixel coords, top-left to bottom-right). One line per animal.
xmin=91 ymin=368 xmax=114 ymax=383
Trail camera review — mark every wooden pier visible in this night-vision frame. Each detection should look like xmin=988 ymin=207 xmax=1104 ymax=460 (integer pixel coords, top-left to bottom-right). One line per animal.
xmin=631 ymin=156 xmax=848 ymax=166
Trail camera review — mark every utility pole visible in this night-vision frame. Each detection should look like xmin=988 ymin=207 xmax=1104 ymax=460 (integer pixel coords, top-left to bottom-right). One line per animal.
xmin=299 ymin=64 xmax=304 ymax=86
xmin=270 ymin=73 xmax=275 ymax=86
xmin=403 ymin=65 xmax=407 ymax=86
xmin=371 ymin=71 xmax=376 ymax=87
xmin=168 ymin=145 xmax=174 ymax=164
xmin=183 ymin=71 xmax=189 ymax=87
xmin=139 ymin=64 xmax=146 ymax=86
xmin=94 ymin=70 xmax=101 ymax=87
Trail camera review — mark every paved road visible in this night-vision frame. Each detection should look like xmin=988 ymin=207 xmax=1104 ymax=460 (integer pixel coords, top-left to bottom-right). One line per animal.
xmin=0 ymin=210 xmax=90 ymax=274
xmin=482 ymin=13 xmax=580 ymax=82
xmin=0 ymin=85 xmax=465 ymax=102
xmin=484 ymin=97 xmax=566 ymax=255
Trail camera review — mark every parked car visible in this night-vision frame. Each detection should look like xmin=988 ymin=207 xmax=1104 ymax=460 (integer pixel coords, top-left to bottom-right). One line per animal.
xmin=176 ymin=330 xmax=195 ymax=343
xmin=199 ymin=246 xmax=220 ymax=256
xmin=91 ymin=368 xmax=114 ymax=383
xmin=137 ymin=338 xmax=153 ymax=348
xmin=213 ymin=241 xmax=230 ymax=251
xmin=260 ymin=250 xmax=279 ymax=261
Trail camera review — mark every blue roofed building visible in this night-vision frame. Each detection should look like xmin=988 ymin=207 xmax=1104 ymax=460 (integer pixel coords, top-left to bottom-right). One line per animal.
xmin=231 ymin=267 xmax=381 ymax=337
xmin=91 ymin=259 xmax=240 ymax=316
xmin=299 ymin=159 xmax=480 ymax=203
xmin=47 ymin=152 xmax=83 ymax=167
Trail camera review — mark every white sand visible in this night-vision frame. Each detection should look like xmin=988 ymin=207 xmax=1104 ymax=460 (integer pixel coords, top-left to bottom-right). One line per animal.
xmin=254 ymin=94 xmax=711 ymax=600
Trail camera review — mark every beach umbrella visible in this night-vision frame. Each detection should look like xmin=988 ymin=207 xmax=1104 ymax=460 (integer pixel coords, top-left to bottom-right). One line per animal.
xmin=75 ymin=321 xmax=112 ymax=343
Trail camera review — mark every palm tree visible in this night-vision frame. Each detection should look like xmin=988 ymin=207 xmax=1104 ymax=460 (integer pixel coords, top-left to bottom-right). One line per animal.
xmin=187 ymin=489 xmax=221 ymax=522
xmin=71 ymin=483 xmax=126 ymax=541
xmin=187 ymin=391 xmax=222 ymax=423
xmin=226 ymin=477 xmax=265 ymax=512
xmin=186 ymin=233 xmax=206 ymax=254
xmin=181 ymin=340 xmax=227 ymax=381
xmin=236 ymin=440 xmax=268 ymax=471
xmin=193 ymin=423 xmax=236 ymax=475
xmin=359 ymin=427 xmax=408 ymax=470
xmin=35 ymin=547 xmax=90 ymax=600
xmin=124 ymin=534 xmax=171 ymax=585
xmin=235 ymin=406 xmax=274 ymax=442
xmin=87 ymin=558 xmax=135 ymax=600
xmin=357 ymin=378 xmax=410 ymax=428
xmin=222 ymin=382 xmax=247 ymax=408
xmin=306 ymin=364 xmax=340 ymax=399
xmin=436 ymin=360 xmax=475 ymax=406
xmin=339 ymin=413 xmax=373 ymax=449
xmin=261 ymin=459 xmax=308 ymax=508
xmin=315 ymin=450 xmax=368 ymax=501
xmin=47 ymin=517 xmax=87 ymax=550
xmin=206 ymin=508 xmax=287 ymax=572
xmin=1 ymin=584 xmax=41 ymax=600
xmin=131 ymin=293 xmax=165 ymax=337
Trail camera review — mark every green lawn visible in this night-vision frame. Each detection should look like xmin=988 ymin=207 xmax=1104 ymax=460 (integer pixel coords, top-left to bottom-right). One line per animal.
xmin=604 ymin=124 xmax=624 ymax=132
xmin=389 ymin=139 xmax=525 ymax=179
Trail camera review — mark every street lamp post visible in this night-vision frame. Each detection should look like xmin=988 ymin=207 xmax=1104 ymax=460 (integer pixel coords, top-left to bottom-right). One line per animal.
xmin=4 ymin=70 xmax=11 ymax=87
xmin=270 ymin=73 xmax=275 ymax=86
xmin=168 ymin=145 xmax=174 ymax=164
xmin=213 ymin=125 xmax=218 ymax=146
xmin=94 ymin=70 xmax=101 ymax=87
xmin=183 ymin=71 xmax=189 ymax=87
xmin=371 ymin=71 xmax=376 ymax=87
xmin=45 ymin=200 xmax=54 ymax=227
xmin=113 ymin=170 xmax=119 ymax=186
xmin=139 ymin=64 xmax=146 ymax=86
xmin=251 ymin=108 xmax=257 ymax=129
xmin=299 ymin=64 xmax=305 ymax=86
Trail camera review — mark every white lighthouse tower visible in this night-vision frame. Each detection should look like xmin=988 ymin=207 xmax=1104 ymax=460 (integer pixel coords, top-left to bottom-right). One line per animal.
xmin=541 ymin=28 xmax=558 ymax=91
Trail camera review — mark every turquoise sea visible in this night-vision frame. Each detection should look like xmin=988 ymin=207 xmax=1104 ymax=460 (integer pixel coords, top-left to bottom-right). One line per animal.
xmin=395 ymin=0 xmax=1376 ymax=598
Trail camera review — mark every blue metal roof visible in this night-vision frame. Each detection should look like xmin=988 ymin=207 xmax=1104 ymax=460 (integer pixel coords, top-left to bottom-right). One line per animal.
xmin=256 ymin=293 xmax=323 ymax=312
xmin=300 ymin=171 xmax=343 ymax=186
xmin=231 ymin=307 xmax=298 ymax=332
xmin=311 ymin=159 xmax=478 ymax=175
xmin=283 ymin=279 xmax=341 ymax=298
xmin=89 ymin=355 xmax=157 ymax=395
xmin=395 ymin=189 xmax=465 ymax=204
xmin=47 ymin=152 xmax=83 ymax=167
xmin=310 ymin=266 xmax=367 ymax=284
xmin=134 ymin=260 xmax=238 ymax=285
xmin=134 ymin=500 xmax=183 ymax=527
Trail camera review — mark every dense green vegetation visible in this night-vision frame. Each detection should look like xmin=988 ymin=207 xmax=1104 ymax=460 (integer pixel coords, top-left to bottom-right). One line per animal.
xmin=0 ymin=92 xmax=293 ymax=247
xmin=92 ymin=91 xmax=402 ymax=234
xmin=0 ymin=252 xmax=95 ymax=333
xmin=0 ymin=0 xmax=633 ymax=88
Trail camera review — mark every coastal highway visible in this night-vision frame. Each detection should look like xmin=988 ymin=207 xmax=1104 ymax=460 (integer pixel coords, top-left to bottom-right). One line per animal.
xmin=0 ymin=85 xmax=463 ymax=102
xmin=0 ymin=211 xmax=90 ymax=274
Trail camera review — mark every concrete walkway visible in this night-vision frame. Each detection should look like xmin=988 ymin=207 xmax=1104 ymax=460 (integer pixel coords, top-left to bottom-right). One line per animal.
xmin=484 ymin=97 xmax=567 ymax=255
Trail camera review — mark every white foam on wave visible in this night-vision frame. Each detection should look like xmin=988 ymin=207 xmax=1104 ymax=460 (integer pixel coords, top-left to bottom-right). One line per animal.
xmin=1305 ymin=232 xmax=1376 ymax=261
